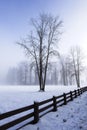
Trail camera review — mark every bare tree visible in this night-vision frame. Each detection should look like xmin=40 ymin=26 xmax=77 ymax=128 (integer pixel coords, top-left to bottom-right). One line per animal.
xmin=65 ymin=57 xmax=75 ymax=85
xmin=59 ymin=55 xmax=68 ymax=85
xmin=6 ymin=67 xmax=18 ymax=85
xmin=17 ymin=62 xmax=29 ymax=85
xmin=17 ymin=13 xmax=62 ymax=91
xmin=59 ymin=54 xmax=78 ymax=86
xmin=69 ymin=46 xmax=84 ymax=87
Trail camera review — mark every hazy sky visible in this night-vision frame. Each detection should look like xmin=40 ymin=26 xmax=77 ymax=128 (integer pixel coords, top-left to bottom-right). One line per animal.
xmin=0 ymin=0 xmax=87 ymax=75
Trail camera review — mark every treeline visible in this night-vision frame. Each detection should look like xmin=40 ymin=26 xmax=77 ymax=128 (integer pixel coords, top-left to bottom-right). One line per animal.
xmin=6 ymin=46 xmax=86 ymax=87
xmin=6 ymin=61 xmax=67 ymax=85
xmin=6 ymin=47 xmax=85 ymax=87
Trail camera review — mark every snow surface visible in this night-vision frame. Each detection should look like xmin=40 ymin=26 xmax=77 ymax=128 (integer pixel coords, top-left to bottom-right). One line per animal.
xmin=0 ymin=85 xmax=87 ymax=130
xmin=0 ymin=85 xmax=77 ymax=113
xmin=20 ymin=92 xmax=87 ymax=130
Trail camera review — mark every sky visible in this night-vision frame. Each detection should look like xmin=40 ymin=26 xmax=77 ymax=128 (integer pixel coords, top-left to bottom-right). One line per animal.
xmin=0 ymin=0 xmax=87 ymax=76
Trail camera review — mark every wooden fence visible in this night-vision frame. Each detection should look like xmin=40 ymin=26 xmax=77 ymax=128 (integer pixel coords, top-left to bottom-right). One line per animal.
xmin=0 ymin=86 xmax=87 ymax=130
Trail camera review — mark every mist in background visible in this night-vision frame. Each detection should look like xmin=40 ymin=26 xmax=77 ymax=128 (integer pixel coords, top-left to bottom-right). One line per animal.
xmin=0 ymin=0 xmax=87 ymax=85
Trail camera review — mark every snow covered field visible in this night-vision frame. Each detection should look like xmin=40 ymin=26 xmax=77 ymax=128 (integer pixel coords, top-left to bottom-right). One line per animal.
xmin=0 ymin=85 xmax=87 ymax=130
xmin=0 ymin=85 xmax=78 ymax=113
xmin=20 ymin=92 xmax=87 ymax=130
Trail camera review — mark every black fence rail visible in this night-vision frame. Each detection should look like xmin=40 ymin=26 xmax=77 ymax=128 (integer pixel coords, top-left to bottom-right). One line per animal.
xmin=0 ymin=86 xmax=87 ymax=130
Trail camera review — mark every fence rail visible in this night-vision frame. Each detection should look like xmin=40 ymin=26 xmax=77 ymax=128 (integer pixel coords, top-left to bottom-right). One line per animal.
xmin=0 ymin=86 xmax=87 ymax=130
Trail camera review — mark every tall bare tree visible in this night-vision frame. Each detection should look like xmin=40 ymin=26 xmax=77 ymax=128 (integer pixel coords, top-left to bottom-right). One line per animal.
xmin=17 ymin=13 xmax=62 ymax=91
xmin=59 ymin=55 xmax=67 ymax=85
xmin=69 ymin=46 xmax=84 ymax=87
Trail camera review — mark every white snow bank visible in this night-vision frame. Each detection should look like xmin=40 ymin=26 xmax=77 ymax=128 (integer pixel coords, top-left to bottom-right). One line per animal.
xmin=0 ymin=85 xmax=77 ymax=113
xmin=20 ymin=92 xmax=87 ymax=130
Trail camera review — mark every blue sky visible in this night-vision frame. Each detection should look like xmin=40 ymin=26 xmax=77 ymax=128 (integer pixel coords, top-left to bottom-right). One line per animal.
xmin=0 ymin=0 xmax=87 ymax=75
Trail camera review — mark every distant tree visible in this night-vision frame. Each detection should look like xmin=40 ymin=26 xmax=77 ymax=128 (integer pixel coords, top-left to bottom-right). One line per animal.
xmin=59 ymin=55 xmax=67 ymax=85
xmin=53 ymin=67 xmax=58 ymax=85
xmin=21 ymin=62 xmax=29 ymax=85
xmin=59 ymin=55 xmax=76 ymax=86
xmin=17 ymin=65 xmax=23 ymax=85
xmin=16 ymin=62 xmax=29 ymax=85
xmin=34 ymin=67 xmax=39 ymax=85
xmin=69 ymin=46 xmax=84 ymax=87
xmin=65 ymin=57 xmax=75 ymax=85
xmin=6 ymin=68 xmax=17 ymax=85
xmin=17 ymin=13 xmax=62 ymax=91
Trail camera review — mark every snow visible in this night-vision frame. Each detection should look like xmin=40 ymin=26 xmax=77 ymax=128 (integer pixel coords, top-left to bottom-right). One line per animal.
xmin=0 ymin=85 xmax=77 ymax=113
xmin=0 ymin=85 xmax=87 ymax=130
xmin=20 ymin=92 xmax=87 ymax=130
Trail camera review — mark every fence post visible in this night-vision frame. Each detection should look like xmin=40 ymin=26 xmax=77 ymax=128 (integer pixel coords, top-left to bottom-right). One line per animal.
xmin=81 ymin=88 xmax=82 ymax=94
xmin=53 ymin=96 xmax=57 ymax=111
xmin=63 ymin=93 xmax=67 ymax=105
xmin=70 ymin=91 xmax=73 ymax=101
xmin=78 ymin=89 xmax=80 ymax=96
xmin=81 ymin=88 xmax=83 ymax=93
xmin=34 ymin=101 xmax=39 ymax=123
xmin=79 ymin=89 xmax=81 ymax=95
xmin=82 ymin=88 xmax=84 ymax=93
xmin=79 ymin=89 xmax=80 ymax=95
xmin=86 ymin=87 xmax=87 ymax=91
xmin=80 ymin=88 xmax=82 ymax=94
xmin=75 ymin=90 xmax=77 ymax=98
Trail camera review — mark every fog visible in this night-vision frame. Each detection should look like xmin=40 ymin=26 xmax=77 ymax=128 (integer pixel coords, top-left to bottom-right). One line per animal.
xmin=0 ymin=0 xmax=87 ymax=85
